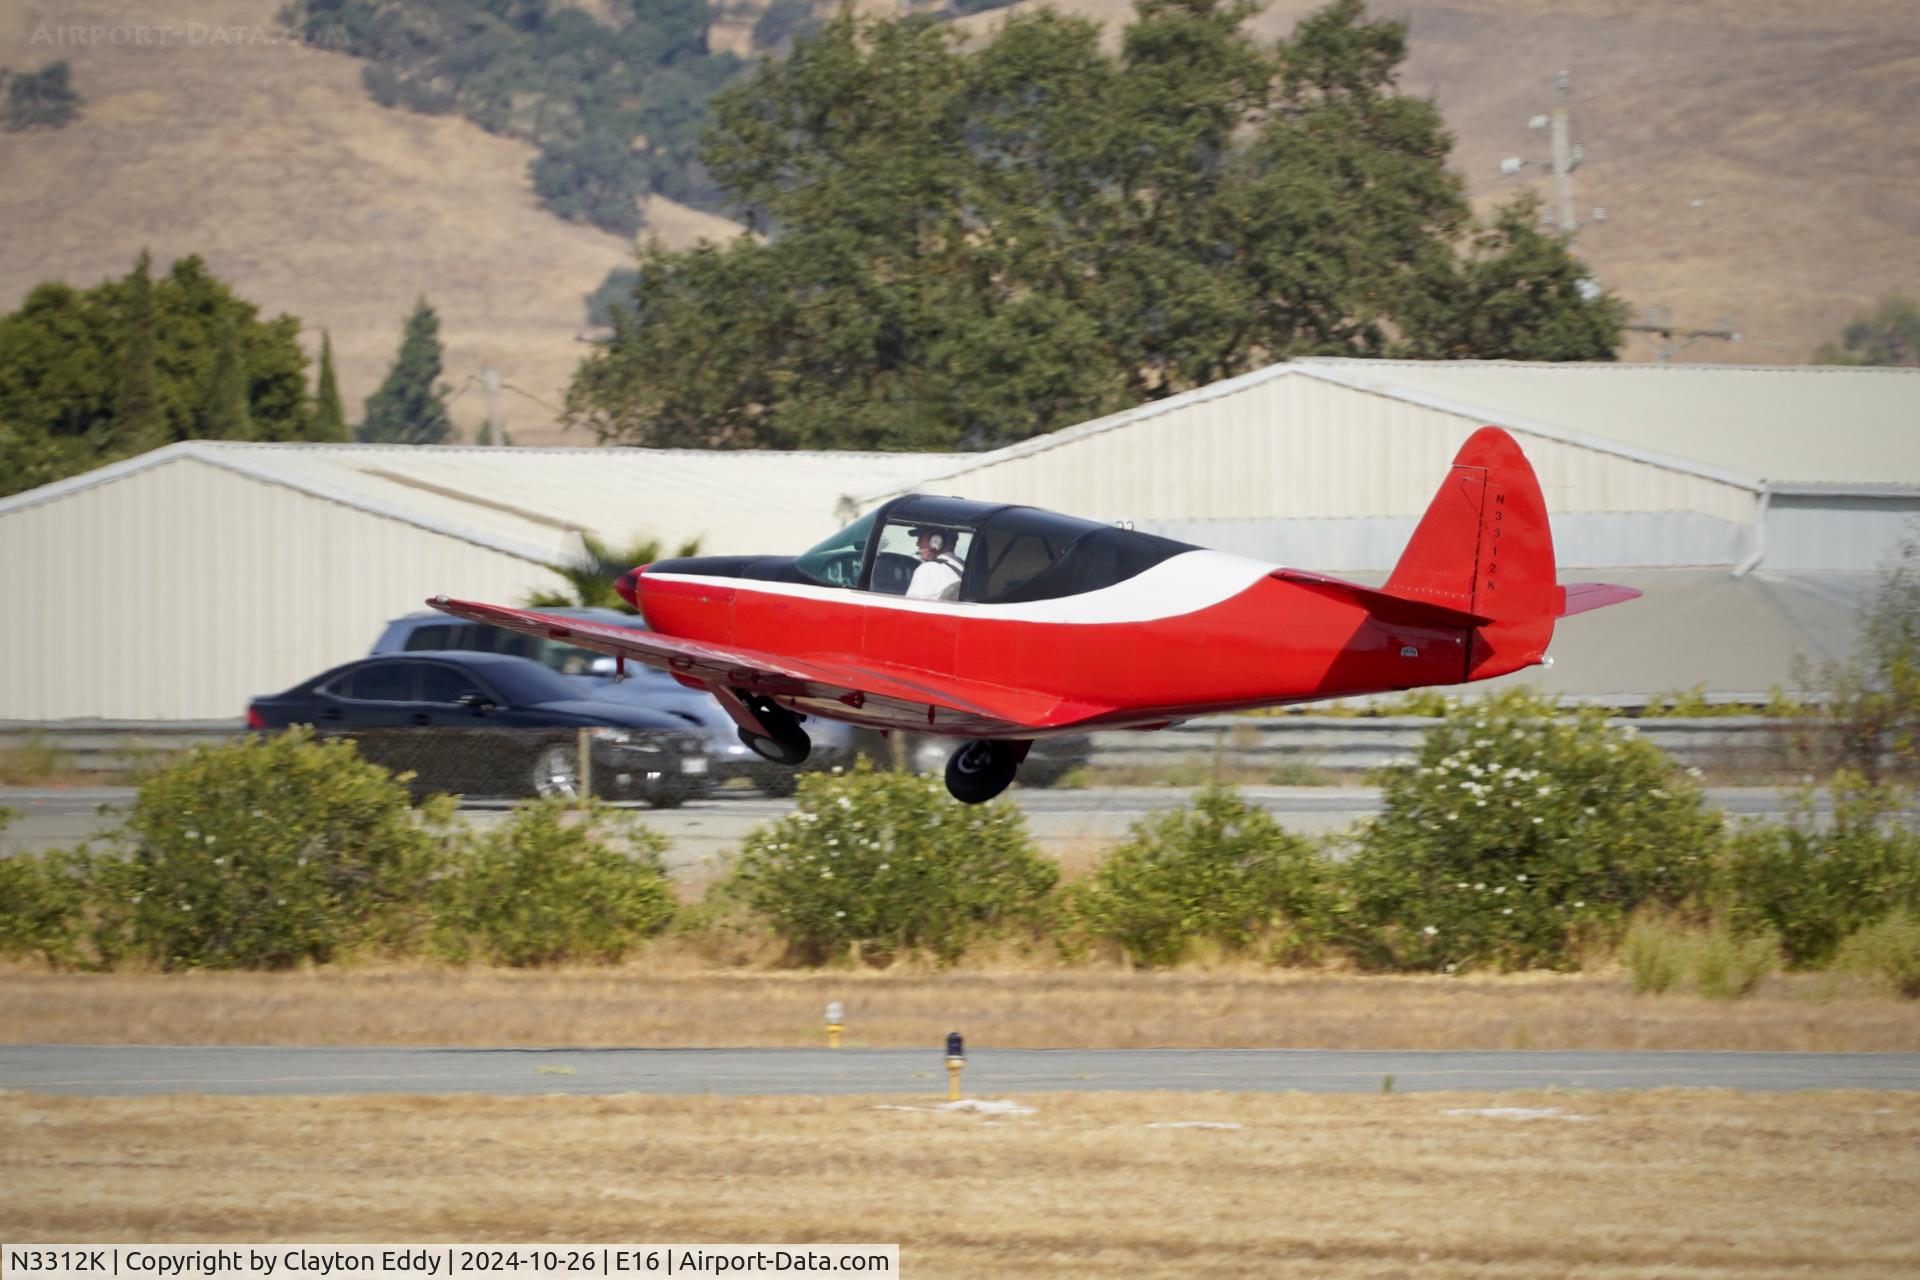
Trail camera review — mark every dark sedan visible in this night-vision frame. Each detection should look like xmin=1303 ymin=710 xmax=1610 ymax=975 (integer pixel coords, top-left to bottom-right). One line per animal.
xmin=247 ymin=651 xmax=711 ymax=805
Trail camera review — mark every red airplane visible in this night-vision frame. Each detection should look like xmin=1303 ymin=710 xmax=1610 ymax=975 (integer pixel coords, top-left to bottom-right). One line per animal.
xmin=430 ymin=426 xmax=1638 ymax=802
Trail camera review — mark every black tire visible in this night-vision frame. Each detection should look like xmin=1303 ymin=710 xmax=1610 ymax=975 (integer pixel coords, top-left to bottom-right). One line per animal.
xmin=944 ymin=739 xmax=1018 ymax=804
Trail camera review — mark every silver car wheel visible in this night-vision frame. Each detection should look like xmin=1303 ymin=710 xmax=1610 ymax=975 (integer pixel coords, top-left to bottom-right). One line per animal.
xmin=531 ymin=743 xmax=582 ymax=799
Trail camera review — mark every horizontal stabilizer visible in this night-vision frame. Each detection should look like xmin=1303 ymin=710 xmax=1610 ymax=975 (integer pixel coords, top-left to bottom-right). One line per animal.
xmin=1272 ymin=569 xmax=1494 ymax=630
xmin=1559 ymin=582 xmax=1643 ymax=618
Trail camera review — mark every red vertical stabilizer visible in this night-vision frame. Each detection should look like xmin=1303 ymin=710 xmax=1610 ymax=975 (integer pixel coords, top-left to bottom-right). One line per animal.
xmin=1384 ymin=426 xmax=1560 ymax=682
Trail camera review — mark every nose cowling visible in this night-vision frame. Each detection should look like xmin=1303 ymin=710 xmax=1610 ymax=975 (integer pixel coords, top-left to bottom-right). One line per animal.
xmin=615 ymin=564 xmax=648 ymax=609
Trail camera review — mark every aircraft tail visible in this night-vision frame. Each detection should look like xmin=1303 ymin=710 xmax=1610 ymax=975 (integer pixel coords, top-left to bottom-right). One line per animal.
xmin=1384 ymin=426 xmax=1563 ymax=682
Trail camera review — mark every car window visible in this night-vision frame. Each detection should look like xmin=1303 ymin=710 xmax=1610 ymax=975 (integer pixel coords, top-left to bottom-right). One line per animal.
xmin=402 ymin=624 xmax=452 ymax=651
xmin=419 ymin=663 xmax=489 ymax=704
xmin=345 ymin=662 xmax=417 ymax=702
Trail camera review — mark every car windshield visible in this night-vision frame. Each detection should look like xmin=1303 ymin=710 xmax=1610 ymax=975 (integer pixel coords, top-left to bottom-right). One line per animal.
xmin=480 ymin=660 xmax=583 ymax=706
xmin=794 ymin=510 xmax=876 ymax=587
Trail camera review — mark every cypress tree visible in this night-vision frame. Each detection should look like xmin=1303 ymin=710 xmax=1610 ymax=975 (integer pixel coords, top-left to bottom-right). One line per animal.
xmin=198 ymin=315 xmax=252 ymax=440
xmin=108 ymin=249 xmax=166 ymax=455
xmin=312 ymin=330 xmax=348 ymax=440
xmin=359 ymin=297 xmax=452 ymax=445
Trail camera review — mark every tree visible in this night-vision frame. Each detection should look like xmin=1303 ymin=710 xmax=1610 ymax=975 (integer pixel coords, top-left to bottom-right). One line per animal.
xmin=359 ymin=298 xmax=452 ymax=445
xmin=0 ymin=253 xmax=316 ymax=498
xmin=568 ymin=0 xmax=1623 ymax=452
xmin=3 ymin=60 xmax=82 ymax=131
xmin=196 ymin=316 xmax=253 ymax=441
xmin=109 ymin=251 xmax=165 ymax=456
xmin=1800 ymin=535 xmax=1920 ymax=782
xmin=1815 ymin=294 xmax=1920 ymax=367
xmin=523 ymin=532 xmax=704 ymax=614
xmin=313 ymin=331 xmax=348 ymax=441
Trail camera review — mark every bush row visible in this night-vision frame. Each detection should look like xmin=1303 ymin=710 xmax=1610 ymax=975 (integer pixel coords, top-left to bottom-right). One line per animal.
xmin=4 ymin=700 xmax=1920 ymax=996
xmin=0 ymin=732 xmax=676 ymax=970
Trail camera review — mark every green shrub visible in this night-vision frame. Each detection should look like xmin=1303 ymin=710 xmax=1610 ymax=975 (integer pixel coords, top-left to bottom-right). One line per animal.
xmin=1714 ymin=771 xmax=1920 ymax=969
xmin=1621 ymin=916 xmax=1775 ymax=999
xmin=1621 ymin=916 xmax=1689 ymax=994
xmin=1073 ymin=785 xmax=1332 ymax=967
xmin=97 ymin=730 xmax=449 ymax=970
xmin=1836 ymin=911 xmax=1920 ymax=998
xmin=727 ymin=763 xmax=1057 ymax=964
xmin=433 ymin=799 xmax=676 ymax=966
xmin=0 ymin=846 xmax=93 ymax=966
xmin=1342 ymin=689 xmax=1722 ymax=971
xmin=1689 ymin=922 xmax=1778 ymax=1000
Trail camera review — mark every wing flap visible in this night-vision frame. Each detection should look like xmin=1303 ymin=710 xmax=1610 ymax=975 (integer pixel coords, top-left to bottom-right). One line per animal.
xmin=426 ymin=597 xmax=1112 ymax=732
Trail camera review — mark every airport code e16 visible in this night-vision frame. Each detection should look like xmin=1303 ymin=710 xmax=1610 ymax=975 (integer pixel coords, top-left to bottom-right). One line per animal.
xmin=1 ymin=1250 xmax=899 ymax=1280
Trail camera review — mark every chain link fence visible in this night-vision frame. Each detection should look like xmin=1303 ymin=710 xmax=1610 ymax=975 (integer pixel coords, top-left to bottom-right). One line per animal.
xmin=306 ymin=725 xmax=712 ymax=806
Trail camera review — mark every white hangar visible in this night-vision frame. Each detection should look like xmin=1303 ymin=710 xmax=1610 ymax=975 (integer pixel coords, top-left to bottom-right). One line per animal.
xmin=0 ymin=444 xmax=954 ymax=721
xmin=3 ymin=359 xmax=1916 ymax=721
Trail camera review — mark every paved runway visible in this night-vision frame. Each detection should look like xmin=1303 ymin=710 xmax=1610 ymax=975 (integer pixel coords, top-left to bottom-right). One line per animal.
xmin=4 ymin=1045 xmax=1915 ymax=1097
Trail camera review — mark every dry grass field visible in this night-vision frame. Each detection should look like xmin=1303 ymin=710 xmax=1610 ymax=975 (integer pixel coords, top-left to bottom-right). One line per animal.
xmin=4 ymin=963 xmax=1916 ymax=1052
xmin=3 ymin=1089 xmax=1918 ymax=1276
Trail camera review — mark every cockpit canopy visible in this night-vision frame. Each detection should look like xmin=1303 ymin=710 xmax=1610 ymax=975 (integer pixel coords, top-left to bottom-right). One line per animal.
xmin=792 ymin=495 xmax=1196 ymax=604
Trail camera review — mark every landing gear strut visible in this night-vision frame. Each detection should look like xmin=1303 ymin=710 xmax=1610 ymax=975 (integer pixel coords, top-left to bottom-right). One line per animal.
xmin=736 ymin=693 xmax=811 ymax=766
xmin=944 ymin=739 xmax=1021 ymax=804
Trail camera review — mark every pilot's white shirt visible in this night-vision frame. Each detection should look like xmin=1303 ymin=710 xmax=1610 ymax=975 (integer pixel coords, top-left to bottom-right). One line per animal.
xmin=906 ymin=554 xmax=964 ymax=601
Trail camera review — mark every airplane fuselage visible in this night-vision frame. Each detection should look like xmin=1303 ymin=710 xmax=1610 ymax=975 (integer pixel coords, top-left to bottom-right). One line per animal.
xmin=635 ymin=549 xmax=1478 ymax=738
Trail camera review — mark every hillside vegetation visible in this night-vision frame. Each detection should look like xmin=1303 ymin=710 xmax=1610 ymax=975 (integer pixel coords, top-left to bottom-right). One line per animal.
xmin=0 ymin=0 xmax=1914 ymax=451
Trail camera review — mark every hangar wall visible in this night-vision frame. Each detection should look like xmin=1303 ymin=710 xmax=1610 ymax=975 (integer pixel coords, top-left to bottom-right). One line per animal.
xmin=886 ymin=371 xmax=1758 ymax=535
xmin=0 ymin=457 xmax=558 ymax=720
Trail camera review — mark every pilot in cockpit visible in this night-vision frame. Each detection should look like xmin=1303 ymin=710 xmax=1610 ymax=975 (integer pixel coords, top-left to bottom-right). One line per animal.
xmin=905 ymin=525 xmax=965 ymax=601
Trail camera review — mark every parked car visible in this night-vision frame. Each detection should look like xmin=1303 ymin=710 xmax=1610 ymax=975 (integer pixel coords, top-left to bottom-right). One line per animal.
xmin=247 ymin=651 xmax=711 ymax=805
xmin=371 ymin=608 xmax=859 ymax=795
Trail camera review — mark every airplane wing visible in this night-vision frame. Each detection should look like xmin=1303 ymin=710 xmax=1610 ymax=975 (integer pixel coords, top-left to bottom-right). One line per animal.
xmin=426 ymin=597 xmax=1112 ymax=734
xmin=1558 ymin=582 xmax=1643 ymax=617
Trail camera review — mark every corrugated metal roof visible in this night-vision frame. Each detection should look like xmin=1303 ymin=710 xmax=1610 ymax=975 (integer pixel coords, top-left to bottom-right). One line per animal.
xmin=1296 ymin=359 xmax=1920 ymax=490
xmin=0 ymin=441 xmax=966 ymax=560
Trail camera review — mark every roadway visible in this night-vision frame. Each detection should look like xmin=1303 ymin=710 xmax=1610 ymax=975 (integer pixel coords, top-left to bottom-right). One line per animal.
xmin=1 ymin=785 xmax=1830 ymax=873
xmin=2 ymin=1044 xmax=1913 ymax=1098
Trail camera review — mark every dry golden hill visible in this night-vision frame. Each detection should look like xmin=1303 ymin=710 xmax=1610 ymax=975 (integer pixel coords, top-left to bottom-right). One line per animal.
xmin=955 ymin=0 xmax=1920 ymax=366
xmin=0 ymin=0 xmax=739 ymax=446
xmin=2 ymin=0 xmax=1915 ymax=455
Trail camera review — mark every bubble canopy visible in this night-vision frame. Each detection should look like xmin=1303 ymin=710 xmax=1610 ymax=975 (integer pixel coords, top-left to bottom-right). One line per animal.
xmin=649 ymin=494 xmax=1196 ymax=605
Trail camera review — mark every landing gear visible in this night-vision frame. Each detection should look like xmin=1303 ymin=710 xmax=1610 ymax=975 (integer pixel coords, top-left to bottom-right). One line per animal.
xmin=736 ymin=693 xmax=811 ymax=766
xmin=944 ymin=739 xmax=1020 ymax=804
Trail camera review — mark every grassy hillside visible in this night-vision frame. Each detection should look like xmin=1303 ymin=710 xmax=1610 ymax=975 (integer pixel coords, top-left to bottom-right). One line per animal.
xmin=1 ymin=0 xmax=1913 ymax=458
xmin=0 ymin=0 xmax=736 ymax=446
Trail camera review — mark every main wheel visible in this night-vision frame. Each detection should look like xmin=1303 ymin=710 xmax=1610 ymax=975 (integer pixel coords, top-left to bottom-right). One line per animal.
xmin=529 ymin=741 xmax=584 ymax=799
xmin=945 ymin=739 xmax=1018 ymax=804
xmin=736 ymin=693 xmax=811 ymax=765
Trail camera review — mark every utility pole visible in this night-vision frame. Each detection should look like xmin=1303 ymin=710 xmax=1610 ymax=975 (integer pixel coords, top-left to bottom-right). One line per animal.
xmin=1499 ymin=69 xmax=1585 ymax=234
xmin=1549 ymin=71 xmax=1577 ymax=234
xmin=483 ymin=364 xmax=503 ymax=447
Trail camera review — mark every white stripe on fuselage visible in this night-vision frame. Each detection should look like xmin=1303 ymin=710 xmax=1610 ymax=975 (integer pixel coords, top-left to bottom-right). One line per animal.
xmin=646 ymin=549 xmax=1281 ymax=625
